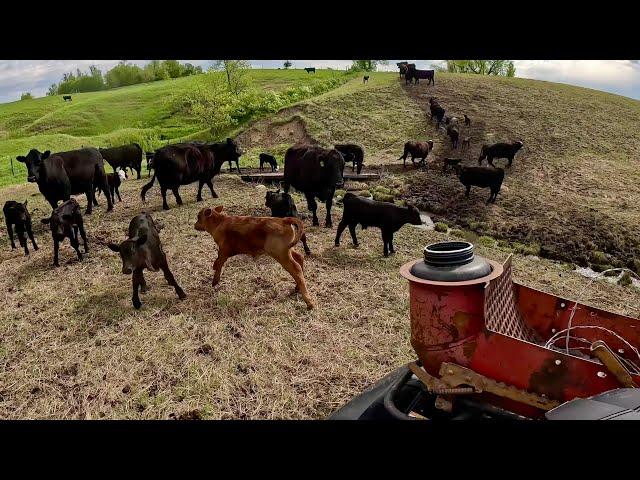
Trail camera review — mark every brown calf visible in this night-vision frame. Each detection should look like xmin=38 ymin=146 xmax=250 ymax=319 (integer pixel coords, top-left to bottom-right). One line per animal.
xmin=194 ymin=205 xmax=315 ymax=309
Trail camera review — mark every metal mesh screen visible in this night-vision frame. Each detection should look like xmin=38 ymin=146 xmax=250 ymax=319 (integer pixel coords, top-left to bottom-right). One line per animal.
xmin=484 ymin=255 xmax=542 ymax=344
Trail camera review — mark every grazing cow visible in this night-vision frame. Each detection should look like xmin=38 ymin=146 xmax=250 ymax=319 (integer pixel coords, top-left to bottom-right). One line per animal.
xmin=41 ymin=198 xmax=88 ymax=267
xmin=464 ymin=114 xmax=471 ymax=127
xmin=3 ymin=200 xmax=38 ymax=255
xmin=461 ymin=136 xmax=472 ymax=151
xmin=442 ymin=157 xmax=462 ymax=173
xmin=453 ymin=165 xmax=505 ymax=204
xmin=335 ymin=193 xmax=422 ymax=257
xmin=478 ymin=141 xmax=524 ymax=167
xmin=304 ymin=67 xmax=316 ymax=74
xmin=363 ymin=75 xmax=369 ymax=84
xmin=108 ymin=213 xmax=185 ymax=309
xmin=398 ymin=140 xmax=434 ymax=168
xmin=265 ymin=189 xmax=312 ymax=255
xmin=283 ymin=145 xmax=345 ymax=227
xmin=194 ymin=205 xmax=314 ymax=309
xmin=63 ymin=95 xmax=72 ymax=102
xmin=99 ymin=143 xmax=143 ymax=180
xmin=16 ymin=148 xmax=112 ymax=215
xmin=95 ymin=170 xmax=125 ymax=202
xmin=141 ymin=138 xmax=241 ymax=210
xmin=334 ymin=143 xmax=365 ymax=175
xmin=406 ymin=69 xmax=435 ymax=86
xmin=259 ymin=153 xmax=279 ymax=172
xmin=447 ymin=125 xmax=460 ymax=149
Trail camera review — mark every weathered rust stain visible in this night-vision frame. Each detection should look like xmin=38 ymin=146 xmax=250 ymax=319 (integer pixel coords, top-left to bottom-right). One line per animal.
xmin=452 ymin=311 xmax=471 ymax=333
xmin=529 ymin=357 xmax=569 ymax=401
xmin=463 ymin=339 xmax=477 ymax=359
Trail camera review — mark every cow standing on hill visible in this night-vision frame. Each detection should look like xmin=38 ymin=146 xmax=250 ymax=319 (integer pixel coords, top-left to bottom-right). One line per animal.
xmin=399 ymin=140 xmax=434 ymax=168
xmin=454 ymin=165 xmax=505 ymax=204
xmin=99 ymin=143 xmax=143 ymax=180
xmin=141 ymin=138 xmax=242 ymax=210
xmin=283 ymin=145 xmax=345 ymax=228
xmin=405 ymin=68 xmax=435 ymax=86
xmin=478 ymin=141 xmax=524 ymax=167
xmin=304 ymin=67 xmax=316 ymax=74
xmin=16 ymin=148 xmax=113 ymax=215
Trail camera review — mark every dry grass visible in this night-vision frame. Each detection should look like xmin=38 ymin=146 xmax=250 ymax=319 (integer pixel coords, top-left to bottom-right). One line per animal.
xmin=2 ymin=173 xmax=640 ymax=419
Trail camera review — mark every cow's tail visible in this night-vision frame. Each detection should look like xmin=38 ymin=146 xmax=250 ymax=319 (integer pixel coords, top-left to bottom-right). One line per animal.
xmin=284 ymin=217 xmax=304 ymax=249
xmin=141 ymin=174 xmax=156 ymax=202
xmin=398 ymin=144 xmax=408 ymax=161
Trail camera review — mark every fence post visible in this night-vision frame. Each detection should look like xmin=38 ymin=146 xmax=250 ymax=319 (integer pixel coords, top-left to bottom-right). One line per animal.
xmin=10 ymin=155 xmax=15 ymax=176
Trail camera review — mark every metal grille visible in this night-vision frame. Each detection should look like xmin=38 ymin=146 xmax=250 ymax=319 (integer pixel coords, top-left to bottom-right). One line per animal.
xmin=484 ymin=255 xmax=542 ymax=344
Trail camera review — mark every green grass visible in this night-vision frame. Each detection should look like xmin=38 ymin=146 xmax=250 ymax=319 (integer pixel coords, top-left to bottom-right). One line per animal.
xmin=0 ymin=69 xmax=350 ymax=187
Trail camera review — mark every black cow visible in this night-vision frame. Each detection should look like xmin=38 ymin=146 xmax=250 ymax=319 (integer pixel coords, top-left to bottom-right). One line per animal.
xmin=99 ymin=143 xmax=143 ymax=180
xmin=141 ymin=138 xmax=241 ymax=210
xmin=108 ymin=213 xmax=186 ymax=309
xmin=335 ymin=193 xmax=422 ymax=257
xmin=478 ymin=141 xmax=524 ymax=167
xmin=447 ymin=125 xmax=460 ymax=149
xmin=283 ymin=144 xmax=345 ymax=227
xmin=95 ymin=170 xmax=125 ymax=202
xmin=3 ymin=200 xmax=38 ymax=255
xmin=259 ymin=153 xmax=279 ymax=172
xmin=265 ymin=190 xmax=312 ymax=255
xmin=41 ymin=198 xmax=88 ymax=267
xmin=442 ymin=157 xmax=462 ymax=173
xmin=398 ymin=140 xmax=434 ymax=168
xmin=464 ymin=114 xmax=471 ymax=127
xmin=16 ymin=148 xmax=112 ymax=215
xmin=429 ymin=99 xmax=446 ymax=126
xmin=406 ymin=69 xmax=435 ymax=86
xmin=454 ymin=165 xmax=505 ymax=204
xmin=363 ymin=75 xmax=369 ymax=84
xmin=304 ymin=67 xmax=316 ymax=74
xmin=334 ymin=144 xmax=365 ymax=175
xmin=63 ymin=95 xmax=72 ymax=102
xmin=397 ymin=62 xmax=409 ymax=77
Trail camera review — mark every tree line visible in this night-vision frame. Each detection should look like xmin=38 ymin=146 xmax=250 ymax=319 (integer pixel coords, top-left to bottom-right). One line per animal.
xmin=46 ymin=60 xmax=204 ymax=96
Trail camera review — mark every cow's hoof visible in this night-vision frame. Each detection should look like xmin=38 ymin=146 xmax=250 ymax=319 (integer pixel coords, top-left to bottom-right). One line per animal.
xmin=24 ymin=251 xmax=29 ymax=256
xmin=212 ymin=193 xmax=219 ymax=199
xmin=306 ymin=302 xmax=315 ymax=310
xmin=133 ymin=299 xmax=142 ymax=309
xmin=54 ymin=262 xmax=60 ymax=268
xmin=163 ymin=205 xmax=170 ymax=211
xmin=85 ymin=210 xmax=92 ymax=215
xmin=177 ymin=290 xmax=187 ymax=300
xmin=140 ymin=285 xmax=148 ymax=293
xmin=196 ymin=197 xmax=203 ymax=202
xmin=34 ymin=245 xmax=39 ymax=250
xmin=334 ymin=242 xmax=340 ymax=247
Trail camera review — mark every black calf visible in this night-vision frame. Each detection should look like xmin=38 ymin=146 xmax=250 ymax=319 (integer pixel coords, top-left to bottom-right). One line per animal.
xmin=3 ymin=200 xmax=38 ymax=255
xmin=265 ymin=190 xmax=311 ymax=255
xmin=41 ymin=198 xmax=88 ymax=267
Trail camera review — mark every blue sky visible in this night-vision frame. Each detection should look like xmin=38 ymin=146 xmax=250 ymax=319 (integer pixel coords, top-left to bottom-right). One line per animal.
xmin=0 ymin=60 xmax=638 ymax=104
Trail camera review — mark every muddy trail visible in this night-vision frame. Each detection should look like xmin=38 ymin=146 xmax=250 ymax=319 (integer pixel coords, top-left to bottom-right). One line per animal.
xmin=398 ymin=76 xmax=640 ymax=273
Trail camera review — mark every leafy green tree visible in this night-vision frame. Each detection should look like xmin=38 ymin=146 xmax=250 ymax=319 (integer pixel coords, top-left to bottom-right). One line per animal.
xmin=213 ymin=60 xmax=251 ymax=95
xmin=162 ymin=60 xmax=184 ymax=78
xmin=105 ymin=61 xmax=145 ymax=88
xmin=47 ymin=84 xmax=58 ymax=96
xmin=445 ymin=60 xmax=516 ymax=77
xmin=350 ymin=60 xmax=388 ymax=72
xmin=20 ymin=92 xmax=33 ymax=100
xmin=283 ymin=60 xmax=292 ymax=69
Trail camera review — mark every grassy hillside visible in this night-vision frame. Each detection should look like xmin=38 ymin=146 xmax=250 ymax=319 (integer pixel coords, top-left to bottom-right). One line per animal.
xmin=239 ymin=71 xmax=640 ymax=271
xmin=0 ymin=69 xmax=349 ymax=186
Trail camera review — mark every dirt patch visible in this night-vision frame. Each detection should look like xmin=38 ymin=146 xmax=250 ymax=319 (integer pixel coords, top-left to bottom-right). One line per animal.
xmin=236 ymin=107 xmax=318 ymax=151
xmin=400 ymin=75 xmax=640 ymax=272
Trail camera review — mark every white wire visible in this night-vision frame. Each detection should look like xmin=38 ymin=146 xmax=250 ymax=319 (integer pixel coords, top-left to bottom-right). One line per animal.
xmin=563 ymin=267 xmax=639 ymax=354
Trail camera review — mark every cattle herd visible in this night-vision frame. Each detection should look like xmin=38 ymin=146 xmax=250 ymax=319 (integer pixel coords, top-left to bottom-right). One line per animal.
xmin=3 ymin=65 xmax=525 ymax=310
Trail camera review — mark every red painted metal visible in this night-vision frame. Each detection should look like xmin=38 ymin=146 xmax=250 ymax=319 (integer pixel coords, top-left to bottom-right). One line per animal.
xmin=400 ymin=254 xmax=640 ymax=417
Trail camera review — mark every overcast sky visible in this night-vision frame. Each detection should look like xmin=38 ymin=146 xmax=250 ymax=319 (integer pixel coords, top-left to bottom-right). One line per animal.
xmin=0 ymin=60 xmax=638 ymax=104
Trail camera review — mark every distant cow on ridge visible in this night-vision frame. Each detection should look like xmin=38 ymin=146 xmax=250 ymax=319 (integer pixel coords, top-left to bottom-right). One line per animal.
xmin=63 ymin=95 xmax=72 ymax=102
xmin=304 ymin=67 xmax=316 ymax=74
